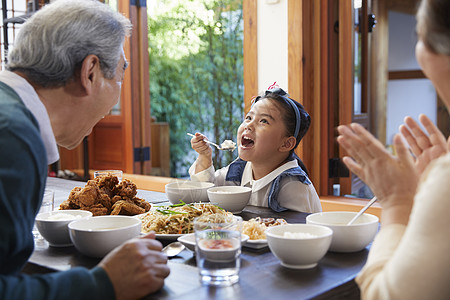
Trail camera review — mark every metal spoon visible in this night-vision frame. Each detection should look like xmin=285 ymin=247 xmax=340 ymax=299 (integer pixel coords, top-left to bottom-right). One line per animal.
xmin=162 ymin=241 xmax=185 ymax=258
xmin=346 ymin=196 xmax=378 ymax=225
xmin=187 ymin=133 xmax=236 ymax=151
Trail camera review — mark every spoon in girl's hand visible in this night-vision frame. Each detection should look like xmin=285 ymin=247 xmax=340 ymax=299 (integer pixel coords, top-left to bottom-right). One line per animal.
xmin=187 ymin=133 xmax=236 ymax=151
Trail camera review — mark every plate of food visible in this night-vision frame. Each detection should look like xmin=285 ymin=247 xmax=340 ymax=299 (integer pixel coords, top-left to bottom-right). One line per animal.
xmin=137 ymin=201 xmax=233 ymax=241
xmin=242 ymin=217 xmax=288 ymax=249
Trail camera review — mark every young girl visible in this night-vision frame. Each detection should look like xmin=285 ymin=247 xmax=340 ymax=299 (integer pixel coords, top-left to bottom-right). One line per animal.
xmin=189 ymin=84 xmax=321 ymax=213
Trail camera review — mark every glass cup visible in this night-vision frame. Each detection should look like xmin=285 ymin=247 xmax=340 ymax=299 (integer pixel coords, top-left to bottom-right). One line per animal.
xmin=33 ymin=189 xmax=55 ymax=242
xmin=194 ymin=214 xmax=243 ymax=287
xmin=94 ymin=170 xmax=123 ymax=182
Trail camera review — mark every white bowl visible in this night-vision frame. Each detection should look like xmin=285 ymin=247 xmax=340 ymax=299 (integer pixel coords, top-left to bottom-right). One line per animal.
xmin=165 ymin=181 xmax=214 ymax=204
xmin=207 ymin=186 xmax=252 ymax=213
xmin=306 ymin=211 xmax=379 ymax=252
xmin=68 ymin=215 xmax=141 ymax=258
xmin=266 ymin=224 xmax=333 ymax=269
xmin=35 ymin=210 xmax=93 ymax=247
xmin=177 ymin=233 xmax=250 ymax=252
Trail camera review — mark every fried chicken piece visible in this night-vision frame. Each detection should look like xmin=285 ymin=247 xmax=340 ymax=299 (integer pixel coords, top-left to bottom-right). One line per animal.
xmin=113 ymin=179 xmax=137 ymax=199
xmin=83 ymin=203 xmax=108 ymax=216
xmin=133 ymin=197 xmax=151 ymax=212
xmin=94 ymin=175 xmax=119 ymax=198
xmin=60 ymin=199 xmax=78 ymax=210
xmin=111 ymin=200 xmax=145 ymax=215
xmin=98 ymin=193 xmax=113 ymax=213
xmin=67 ymin=182 xmax=99 ymax=207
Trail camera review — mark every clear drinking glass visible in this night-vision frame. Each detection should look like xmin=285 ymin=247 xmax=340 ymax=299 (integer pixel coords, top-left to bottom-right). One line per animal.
xmin=93 ymin=170 xmax=123 ymax=182
xmin=194 ymin=214 xmax=243 ymax=286
xmin=33 ymin=189 xmax=55 ymax=241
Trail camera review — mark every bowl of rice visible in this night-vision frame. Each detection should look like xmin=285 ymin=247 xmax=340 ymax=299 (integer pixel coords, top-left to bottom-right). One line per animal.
xmin=265 ymin=224 xmax=333 ymax=269
xmin=35 ymin=210 xmax=93 ymax=247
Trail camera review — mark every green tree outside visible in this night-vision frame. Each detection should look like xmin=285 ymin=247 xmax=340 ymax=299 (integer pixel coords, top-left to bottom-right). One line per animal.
xmin=148 ymin=0 xmax=244 ymax=177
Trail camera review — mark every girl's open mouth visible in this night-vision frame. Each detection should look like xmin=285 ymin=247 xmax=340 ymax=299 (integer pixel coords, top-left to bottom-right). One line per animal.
xmin=241 ymin=135 xmax=255 ymax=148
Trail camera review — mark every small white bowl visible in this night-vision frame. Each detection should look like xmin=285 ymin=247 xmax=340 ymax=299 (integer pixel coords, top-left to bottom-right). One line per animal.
xmin=177 ymin=233 xmax=250 ymax=252
xmin=207 ymin=186 xmax=252 ymax=213
xmin=68 ymin=215 xmax=141 ymax=258
xmin=306 ymin=211 xmax=379 ymax=252
xmin=36 ymin=210 xmax=93 ymax=247
xmin=266 ymin=224 xmax=333 ymax=269
xmin=165 ymin=181 xmax=214 ymax=204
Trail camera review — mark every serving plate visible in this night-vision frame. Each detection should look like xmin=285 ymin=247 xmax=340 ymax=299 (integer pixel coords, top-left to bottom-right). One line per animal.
xmin=243 ymin=238 xmax=268 ymax=249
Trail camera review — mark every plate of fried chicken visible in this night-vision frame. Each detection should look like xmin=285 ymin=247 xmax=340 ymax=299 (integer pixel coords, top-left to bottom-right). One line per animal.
xmin=59 ymin=174 xmax=151 ymax=216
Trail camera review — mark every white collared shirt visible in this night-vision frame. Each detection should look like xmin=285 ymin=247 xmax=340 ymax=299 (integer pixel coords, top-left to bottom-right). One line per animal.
xmin=189 ymin=159 xmax=322 ymax=213
xmin=0 ymin=70 xmax=59 ymax=164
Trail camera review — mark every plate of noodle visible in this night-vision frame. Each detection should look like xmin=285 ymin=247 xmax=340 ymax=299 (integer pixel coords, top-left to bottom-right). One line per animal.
xmin=136 ymin=201 xmax=232 ymax=240
xmin=242 ymin=217 xmax=288 ymax=249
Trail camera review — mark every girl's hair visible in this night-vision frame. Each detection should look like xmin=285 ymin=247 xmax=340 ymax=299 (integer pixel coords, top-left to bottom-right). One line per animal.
xmin=416 ymin=0 xmax=450 ymax=55
xmin=6 ymin=0 xmax=132 ymax=88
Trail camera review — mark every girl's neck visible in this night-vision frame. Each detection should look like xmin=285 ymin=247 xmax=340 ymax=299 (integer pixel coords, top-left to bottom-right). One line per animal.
xmin=251 ymin=155 xmax=290 ymax=180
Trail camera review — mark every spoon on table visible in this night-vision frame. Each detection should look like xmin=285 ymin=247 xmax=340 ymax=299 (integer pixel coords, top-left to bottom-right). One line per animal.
xmin=162 ymin=242 xmax=185 ymax=258
xmin=346 ymin=196 xmax=378 ymax=225
xmin=187 ymin=133 xmax=236 ymax=151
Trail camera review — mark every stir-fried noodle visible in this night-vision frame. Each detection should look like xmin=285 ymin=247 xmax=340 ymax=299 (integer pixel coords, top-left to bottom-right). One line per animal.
xmin=139 ymin=202 xmax=231 ymax=234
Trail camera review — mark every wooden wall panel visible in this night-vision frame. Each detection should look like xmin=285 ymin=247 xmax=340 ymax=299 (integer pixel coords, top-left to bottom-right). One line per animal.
xmin=338 ymin=0 xmax=354 ymax=195
xmin=243 ymin=0 xmax=257 ymax=114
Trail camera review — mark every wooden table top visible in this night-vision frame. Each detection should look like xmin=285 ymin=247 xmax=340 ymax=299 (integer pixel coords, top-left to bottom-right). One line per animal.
xmin=26 ymin=177 xmax=367 ymax=300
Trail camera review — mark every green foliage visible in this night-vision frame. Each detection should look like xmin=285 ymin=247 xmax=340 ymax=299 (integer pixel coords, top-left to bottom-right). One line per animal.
xmin=148 ymin=0 xmax=244 ymax=177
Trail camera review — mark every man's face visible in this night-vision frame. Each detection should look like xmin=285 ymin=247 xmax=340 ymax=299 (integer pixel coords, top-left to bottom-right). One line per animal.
xmin=64 ymin=49 xmax=128 ymax=150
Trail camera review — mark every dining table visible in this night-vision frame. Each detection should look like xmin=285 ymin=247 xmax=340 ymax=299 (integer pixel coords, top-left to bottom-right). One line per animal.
xmin=24 ymin=177 xmax=370 ymax=300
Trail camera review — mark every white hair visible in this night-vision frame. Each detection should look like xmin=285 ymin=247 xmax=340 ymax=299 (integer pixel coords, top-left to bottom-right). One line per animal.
xmin=6 ymin=0 xmax=132 ymax=87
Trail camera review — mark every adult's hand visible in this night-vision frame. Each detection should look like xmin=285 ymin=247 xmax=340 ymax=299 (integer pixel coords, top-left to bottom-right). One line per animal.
xmin=337 ymin=123 xmax=418 ymax=226
xmin=99 ymin=232 xmax=170 ymax=300
xmin=400 ymin=114 xmax=448 ymax=174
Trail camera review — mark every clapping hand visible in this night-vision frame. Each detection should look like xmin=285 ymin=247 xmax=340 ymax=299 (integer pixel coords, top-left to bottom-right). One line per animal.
xmin=337 ymin=123 xmax=418 ymax=225
xmin=400 ymin=114 xmax=449 ymax=174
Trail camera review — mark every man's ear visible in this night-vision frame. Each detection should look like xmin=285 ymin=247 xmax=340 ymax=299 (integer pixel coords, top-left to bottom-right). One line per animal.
xmin=279 ymin=136 xmax=296 ymax=153
xmin=79 ymin=54 xmax=102 ymax=95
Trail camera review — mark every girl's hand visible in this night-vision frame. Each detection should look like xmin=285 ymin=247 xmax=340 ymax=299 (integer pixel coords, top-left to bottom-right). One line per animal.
xmin=400 ymin=114 xmax=449 ymax=174
xmin=337 ymin=123 xmax=418 ymax=225
xmin=190 ymin=132 xmax=213 ymax=172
